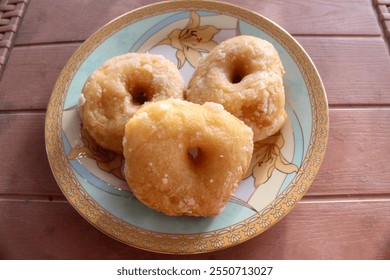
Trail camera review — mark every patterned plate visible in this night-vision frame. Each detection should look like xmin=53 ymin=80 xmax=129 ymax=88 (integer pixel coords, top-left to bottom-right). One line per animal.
xmin=45 ymin=1 xmax=328 ymax=254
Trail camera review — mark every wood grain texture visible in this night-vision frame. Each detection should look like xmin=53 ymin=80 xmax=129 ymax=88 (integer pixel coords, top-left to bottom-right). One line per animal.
xmin=15 ymin=0 xmax=161 ymax=45
xmin=0 ymin=113 xmax=61 ymax=196
xmin=0 ymin=109 xmax=389 ymax=197
xmin=0 ymin=0 xmax=389 ymax=261
xmin=1 ymin=37 xmax=390 ymax=111
xmin=0 ymin=199 xmax=388 ymax=259
xmin=14 ymin=0 xmax=381 ymax=46
xmin=307 ymin=108 xmax=390 ymax=196
xmin=0 ymin=43 xmax=78 ymax=110
xmin=295 ymin=37 xmax=390 ymax=105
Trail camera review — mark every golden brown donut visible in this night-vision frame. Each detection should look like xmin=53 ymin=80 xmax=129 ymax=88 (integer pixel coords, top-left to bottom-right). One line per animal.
xmin=186 ymin=35 xmax=287 ymax=142
xmin=123 ymin=98 xmax=254 ymax=216
xmin=80 ymin=53 xmax=185 ymax=153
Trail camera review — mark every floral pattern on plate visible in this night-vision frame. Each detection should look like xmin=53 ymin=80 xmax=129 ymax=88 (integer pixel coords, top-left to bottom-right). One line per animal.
xmin=46 ymin=1 xmax=328 ymax=254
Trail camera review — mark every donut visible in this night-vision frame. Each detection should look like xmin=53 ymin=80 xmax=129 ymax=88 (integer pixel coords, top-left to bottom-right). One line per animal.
xmin=186 ymin=35 xmax=287 ymax=142
xmin=122 ymin=98 xmax=254 ymax=216
xmin=79 ymin=53 xmax=185 ymax=153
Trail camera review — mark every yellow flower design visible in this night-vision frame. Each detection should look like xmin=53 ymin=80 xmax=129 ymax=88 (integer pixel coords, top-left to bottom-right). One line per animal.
xmin=75 ymin=197 xmax=87 ymax=209
xmin=86 ymin=207 xmax=98 ymax=219
xmin=143 ymin=237 xmax=154 ymax=249
xmin=58 ymin=173 xmax=69 ymax=185
xmin=245 ymin=132 xmax=298 ymax=188
xmin=271 ymin=205 xmax=285 ymax=219
xmin=159 ymin=240 xmax=173 ymax=252
xmin=283 ymin=194 xmax=297 ymax=207
xmin=125 ymin=232 xmax=138 ymax=244
xmin=316 ymin=141 xmax=326 ymax=153
xmin=65 ymin=185 xmax=77 ymax=197
xmin=258 ymin=216 xmax=272 ymax=228
xmin=97 ymin=215 xmax=110 ymax=229
xmin=304 ymin=169 xmax=315 ymax=180
xmin=177 ymin=241 xmax=190 ymax=253
xmin=194 ymin=239 xmax=207 ymax=252
xmin=210 ymin=236 xmax=225 ymax=248
xmin=242 ymin=225 xmax=257 ymax=237
xmin=227 ymin=231 xmax=241 ymax=243
xmin=158 ymin=11 xmax=219 ymax=68
xmin=111 ymin=220 xmax=125 ymax=237
xmin=296 ymin=182 xmax=307 ymax=195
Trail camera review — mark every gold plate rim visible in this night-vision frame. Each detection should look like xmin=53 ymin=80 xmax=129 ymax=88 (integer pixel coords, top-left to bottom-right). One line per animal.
xmin=45 ymin=0 xmax=329 ymax=254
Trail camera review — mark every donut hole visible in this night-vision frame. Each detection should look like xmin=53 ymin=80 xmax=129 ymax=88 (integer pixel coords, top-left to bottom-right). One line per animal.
xmin=132 ymin=89 xmax=149 ymax=105
xmin=230 ymin=68 xmax=247 ymax=84
xmin=125 ymin=75 xmax=155 ymax=105
xmin=227 ymin=58 xmax=251 ymax=84
xmin=187 ymin=147 xmax=203 ymax=165
xmin=129 ymin=85 xmax=154 ymax=105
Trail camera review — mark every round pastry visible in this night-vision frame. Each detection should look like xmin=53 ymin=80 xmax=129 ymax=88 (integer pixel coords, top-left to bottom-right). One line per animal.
xmin=123 ymin=98 xmax=254 ymax=216
xmin=186 ymin=35 xmax=287 ymax=142
xmin=80 ymin=53 xmax=185 ymax=153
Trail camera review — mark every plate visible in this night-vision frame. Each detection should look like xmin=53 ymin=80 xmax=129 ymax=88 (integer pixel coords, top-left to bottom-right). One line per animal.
xmin=45 ymin=0 xmax=328 ymax=254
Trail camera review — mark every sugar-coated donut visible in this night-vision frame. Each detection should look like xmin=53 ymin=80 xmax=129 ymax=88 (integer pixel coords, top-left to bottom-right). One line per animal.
xmin=186 ymin=35 xmax=287 ymax=142
xmin=123 ymin=98 xmax=254 ymax=216
xmin=80 ymin=53 xmax=185 ymax=153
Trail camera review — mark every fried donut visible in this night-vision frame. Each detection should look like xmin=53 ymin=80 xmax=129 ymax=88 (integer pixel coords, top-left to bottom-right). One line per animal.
xmin=123 ymin=98 xmax=254 ymax=216
xmin=80 ymin=53 xmax=185 ymax=153
xmin=186 ymin=35 xmax=287 ymax=142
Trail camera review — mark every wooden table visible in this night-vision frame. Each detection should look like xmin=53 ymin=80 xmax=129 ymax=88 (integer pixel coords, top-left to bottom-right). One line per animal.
xmin=0 ymin=0 xmax=389 ymax=260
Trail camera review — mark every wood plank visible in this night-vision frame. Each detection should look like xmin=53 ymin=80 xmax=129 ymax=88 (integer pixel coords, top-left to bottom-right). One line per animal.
xmin=296 ymin=37 xmax=390 ymax=105
xmin=15 ymin=0 xmax=160 ymax=45
xmin=0 ymin=43 xmax=79 ymax=110
xmin=1 ymin=37 xmax=390 ymax=110
xmin=307 ymin=108 xmax=390 ymax=196
xmin=0 ymin=109 xmax=389 ymax=197
xmin=237 ymin=0 xmax=381 ymax=36
xmin=14 ymin=0 xmax=381 ymax=46
xmin=0 ymin=113 xmax=62 ymax=196
xmin=0 ymin=199 xmax=388 ymax=259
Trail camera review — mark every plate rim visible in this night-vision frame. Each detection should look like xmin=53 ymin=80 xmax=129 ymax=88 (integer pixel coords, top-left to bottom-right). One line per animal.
xmin=45 ymin=0 xmax=329 ymax=254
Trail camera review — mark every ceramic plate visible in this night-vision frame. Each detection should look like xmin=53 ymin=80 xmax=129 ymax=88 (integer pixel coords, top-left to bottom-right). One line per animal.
xmin=45 ymin=0 xmax=328 ymax=254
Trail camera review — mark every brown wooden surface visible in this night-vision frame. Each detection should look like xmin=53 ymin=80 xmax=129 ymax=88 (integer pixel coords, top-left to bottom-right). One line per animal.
xmin=1 ymin=200 xmax=389 ymax=260
xmin=15 ymin=0 xmax=381 ymax=45
xmin=0 ymin=0 xmax=389 ymax=260
xmin=2 ymin=37 xmax=390 ymax=110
